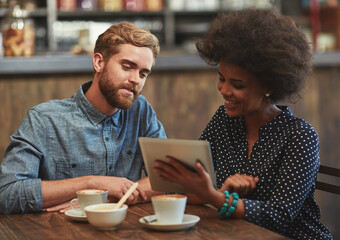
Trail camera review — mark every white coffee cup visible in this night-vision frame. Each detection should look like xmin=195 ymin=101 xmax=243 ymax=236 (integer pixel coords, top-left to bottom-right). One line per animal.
xmin=151 ymin=194 xmax=187 ymax=224
xmin=85 ymin=203 xmax=128 ymax=230
xmin=70 ymin=189 xmax=108 ymax=215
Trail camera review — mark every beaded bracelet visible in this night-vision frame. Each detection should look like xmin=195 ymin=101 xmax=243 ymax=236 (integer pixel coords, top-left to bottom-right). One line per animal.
xmin=218 ymin=191 xmax=230 ymax=215
xmin=224 ymin=192 xmax=239 ymax=217
xmin=218 ymin=191 xmax=239 ymax=217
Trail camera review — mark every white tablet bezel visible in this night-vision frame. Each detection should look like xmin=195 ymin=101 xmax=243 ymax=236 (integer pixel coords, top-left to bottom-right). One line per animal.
xmin=138 ymin=137 xmax=216 ymax=193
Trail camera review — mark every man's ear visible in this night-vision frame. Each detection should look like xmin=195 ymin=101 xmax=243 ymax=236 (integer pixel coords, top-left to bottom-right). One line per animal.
xmin=93 ymin=53 xmax=105 ymax=72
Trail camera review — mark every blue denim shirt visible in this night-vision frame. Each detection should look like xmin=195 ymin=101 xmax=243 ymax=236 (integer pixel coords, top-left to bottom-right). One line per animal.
xmin=0 ymin=81 xmax=166 ymax=214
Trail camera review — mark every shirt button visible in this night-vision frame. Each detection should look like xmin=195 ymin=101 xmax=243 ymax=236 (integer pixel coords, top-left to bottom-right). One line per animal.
xmin=71 ymin=164 xmax=77 ymax=168
xmin=109 ymin=165 xmax=113 ymax=170
xmin=105 ymin=137 xmax=109 ymax=141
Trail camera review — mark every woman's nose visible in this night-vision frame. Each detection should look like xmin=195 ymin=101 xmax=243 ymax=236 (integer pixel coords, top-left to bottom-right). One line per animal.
xmin=218 ymin=82 xmax=231 ymax=96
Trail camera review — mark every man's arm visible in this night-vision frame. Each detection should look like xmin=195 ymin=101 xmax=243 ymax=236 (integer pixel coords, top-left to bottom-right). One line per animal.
xmin=42 ymin=175 xmax=147 ymax=209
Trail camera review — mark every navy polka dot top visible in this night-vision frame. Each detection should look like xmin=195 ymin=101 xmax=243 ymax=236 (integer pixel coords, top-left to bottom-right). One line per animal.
xmin=200 ymin=105 xmax=333 ymax=240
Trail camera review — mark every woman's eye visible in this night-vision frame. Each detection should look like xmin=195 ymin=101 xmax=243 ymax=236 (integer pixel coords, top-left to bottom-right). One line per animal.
xmin=234 ymin=84 xmax=245 ymax=89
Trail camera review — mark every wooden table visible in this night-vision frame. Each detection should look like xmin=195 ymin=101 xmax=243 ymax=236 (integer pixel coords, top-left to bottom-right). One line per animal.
xmin=0 ymin=203 xmax=290 ymax=240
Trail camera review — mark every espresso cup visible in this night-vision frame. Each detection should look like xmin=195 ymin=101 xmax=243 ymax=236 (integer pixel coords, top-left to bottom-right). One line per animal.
xmin=70 ymin=189 xmax=108 ymax=215
xmin=151 ymin=194 xmax=187 ymax=224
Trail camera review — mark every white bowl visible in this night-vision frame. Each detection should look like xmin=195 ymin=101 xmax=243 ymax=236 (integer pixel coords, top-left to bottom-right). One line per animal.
xmin=84 ymin=203 xmax=128 ymax=230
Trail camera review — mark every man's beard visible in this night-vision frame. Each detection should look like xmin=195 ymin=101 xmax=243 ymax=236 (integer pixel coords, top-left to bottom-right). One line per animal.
xmin=98 ymin=67 xmax=139 ymax=110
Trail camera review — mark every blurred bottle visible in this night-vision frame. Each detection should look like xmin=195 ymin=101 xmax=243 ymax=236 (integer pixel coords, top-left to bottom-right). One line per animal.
xmin=123 ymin=0 xmax=145 ymax=11
xmin=7 ymin=0 xmax=18 ymax=8
xmin=1 ymin=5 xmax=35 ymax=57
xmin=58 ymin=0 xmax=77 ymax=11
xmin=77 ymin=0 xmax=97 ymax=10
xmin=145 ymin=0 xmax=162 ymax=11
xmin=22 ymin=0 xmax=37 ymax=10
xmin=0 ymin=0 xmax=8 ymax=8
xmin=98 ymin=0 xmax=123 ymax=11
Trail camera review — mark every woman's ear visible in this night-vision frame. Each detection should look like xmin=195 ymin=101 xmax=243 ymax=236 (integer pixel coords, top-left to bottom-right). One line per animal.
xmin=93 ymin=53 xmax=105 ymax=72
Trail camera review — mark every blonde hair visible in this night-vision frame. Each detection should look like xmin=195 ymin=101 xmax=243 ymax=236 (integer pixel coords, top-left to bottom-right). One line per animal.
xmin=94 ymin=22 xmax=160 ymax=64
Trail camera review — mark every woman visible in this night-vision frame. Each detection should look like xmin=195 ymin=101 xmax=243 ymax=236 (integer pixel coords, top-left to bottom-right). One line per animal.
xmin=154 ymin=9 xmax=333 ymax=240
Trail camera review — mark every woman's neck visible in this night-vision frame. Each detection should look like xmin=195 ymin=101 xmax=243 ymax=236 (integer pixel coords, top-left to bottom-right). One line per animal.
xmin=244 ymin=104 xmax=282 ymax=138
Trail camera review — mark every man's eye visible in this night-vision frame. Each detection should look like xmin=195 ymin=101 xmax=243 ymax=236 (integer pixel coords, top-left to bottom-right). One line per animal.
xmin=140 ymin=73 xmax=147 ymax=79
xmin=123 ymin=65 xmax=131 ymax=70
xmin=218 ymin=77 xmax=225 ymax=82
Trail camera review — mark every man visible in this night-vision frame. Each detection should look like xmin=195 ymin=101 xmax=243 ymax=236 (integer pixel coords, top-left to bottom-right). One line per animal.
xmin=0 ymin=22 xmax=166 ymax=214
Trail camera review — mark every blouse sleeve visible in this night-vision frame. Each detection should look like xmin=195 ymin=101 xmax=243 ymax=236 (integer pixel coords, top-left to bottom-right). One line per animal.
xmin=243 ymin=122 xmax=320 ymax=233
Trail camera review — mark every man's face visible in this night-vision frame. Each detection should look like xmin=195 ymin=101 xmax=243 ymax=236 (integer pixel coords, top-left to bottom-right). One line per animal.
xmin=98 ymin=44 xmax=153 ymax=110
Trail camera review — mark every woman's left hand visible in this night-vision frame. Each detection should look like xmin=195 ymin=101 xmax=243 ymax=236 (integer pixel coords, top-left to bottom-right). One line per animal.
xmin=219 ymin=173 xmax=259 ymax=197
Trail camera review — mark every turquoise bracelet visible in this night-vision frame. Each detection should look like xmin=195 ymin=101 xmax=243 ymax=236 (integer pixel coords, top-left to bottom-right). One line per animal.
xmin=224 ymin=192 xmax=239 ymax=217
xmin=218 ymin=191 xmax=230 ymax=215
xmin=218 ymin=191 xmax=239 ymax=217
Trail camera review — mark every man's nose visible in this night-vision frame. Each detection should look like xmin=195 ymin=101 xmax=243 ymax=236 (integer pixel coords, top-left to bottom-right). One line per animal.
xmin=129 ymin=71 xmax=140 ymax=85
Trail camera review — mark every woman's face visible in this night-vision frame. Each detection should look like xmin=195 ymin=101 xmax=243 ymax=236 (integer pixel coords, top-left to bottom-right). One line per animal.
xmin=218 ymin=61 xmax=269 ymax=118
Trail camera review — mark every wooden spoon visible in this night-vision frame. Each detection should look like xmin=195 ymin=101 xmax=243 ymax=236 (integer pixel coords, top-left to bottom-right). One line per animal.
xmin=113 ymin=182 xmax=139 ymax=209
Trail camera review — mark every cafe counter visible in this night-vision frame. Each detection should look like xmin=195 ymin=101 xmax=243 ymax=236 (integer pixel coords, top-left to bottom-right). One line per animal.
xmin=1 ymin=51 xmax=340 ymax=75
xmin=0 ymin=52 xmax=214 ymax=75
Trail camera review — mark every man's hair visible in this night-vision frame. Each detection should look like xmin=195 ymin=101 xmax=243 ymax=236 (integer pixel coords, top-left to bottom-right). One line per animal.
xmin=94 ymin=22 xmax=160 ymax=65
xmin=196 ymin=9 xmax=312 ymax=103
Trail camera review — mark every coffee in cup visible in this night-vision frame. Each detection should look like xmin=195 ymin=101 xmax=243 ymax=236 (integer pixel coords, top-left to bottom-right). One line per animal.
xmin=151 ymin=194 xmax=187 ymax=224
xmin=70 ymin=189 xmax=108 ymax=215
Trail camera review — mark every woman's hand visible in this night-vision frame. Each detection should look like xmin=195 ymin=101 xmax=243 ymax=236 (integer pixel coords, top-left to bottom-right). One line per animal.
xmin=153 ymin=156 xmax=216 ymax=202
xmin=219 ymin=173 xmax=259 ymax=197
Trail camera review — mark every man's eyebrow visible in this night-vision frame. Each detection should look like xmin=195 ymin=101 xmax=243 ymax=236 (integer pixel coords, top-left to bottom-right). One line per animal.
xmin=121 ymin=59 xmax=151 ymax=74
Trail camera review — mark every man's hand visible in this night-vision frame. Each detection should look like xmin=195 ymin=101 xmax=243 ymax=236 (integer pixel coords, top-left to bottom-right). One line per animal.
xmin=43 ymin=201 xmax=74 ymax=213
xmin=136 ymin=177 xmax=164 ymax=203
xmin=87 ymin=176 xmax=147 ymax=205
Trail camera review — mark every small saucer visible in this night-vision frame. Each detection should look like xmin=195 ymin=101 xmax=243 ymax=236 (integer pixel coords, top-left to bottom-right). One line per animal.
xmin=65 ymin=209 xmax=87 ymax=222
xmin=139 ymin=214 xmax=200 ymax=231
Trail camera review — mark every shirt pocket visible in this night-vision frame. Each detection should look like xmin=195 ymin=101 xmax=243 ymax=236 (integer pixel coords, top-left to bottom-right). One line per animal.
xmin=55 ymin=159 xmax=94 ymax=180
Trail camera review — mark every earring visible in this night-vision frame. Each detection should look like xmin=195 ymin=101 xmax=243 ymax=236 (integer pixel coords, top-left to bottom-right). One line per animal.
xmin=265 ymin=93 xmax=270 ymax=98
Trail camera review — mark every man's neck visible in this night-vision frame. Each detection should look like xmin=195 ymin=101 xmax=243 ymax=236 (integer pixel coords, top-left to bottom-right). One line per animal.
xmin=85 ymin=80 xmax=118 ymax=116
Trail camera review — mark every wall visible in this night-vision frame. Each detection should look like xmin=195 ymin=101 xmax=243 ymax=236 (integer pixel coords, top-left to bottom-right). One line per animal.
xmin=0 ymin=68 xmax=339 ymax=238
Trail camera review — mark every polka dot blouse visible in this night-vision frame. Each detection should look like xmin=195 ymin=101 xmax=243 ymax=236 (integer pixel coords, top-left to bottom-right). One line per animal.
xmin=200 ymin=105 xmax=333 ymax=240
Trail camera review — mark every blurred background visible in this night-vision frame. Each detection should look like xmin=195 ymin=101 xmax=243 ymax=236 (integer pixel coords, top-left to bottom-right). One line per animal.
xmin=0 ymin=0 xmax=339 ymax=239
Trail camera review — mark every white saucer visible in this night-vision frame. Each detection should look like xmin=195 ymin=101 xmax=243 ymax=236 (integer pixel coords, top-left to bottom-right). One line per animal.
xmin=65 ymin=209 xmax=88 ymax=222
xmin=139 ymin=214 xmax=200 ymax=231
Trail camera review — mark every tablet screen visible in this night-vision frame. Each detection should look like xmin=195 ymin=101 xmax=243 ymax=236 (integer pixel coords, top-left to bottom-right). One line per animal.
xmin=138 ymin=137 xmax=216 ymax=193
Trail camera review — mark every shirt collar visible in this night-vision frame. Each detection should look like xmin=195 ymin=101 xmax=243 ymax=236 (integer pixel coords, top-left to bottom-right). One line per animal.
xmin=75 ymin=81 xmax=122 ymax=127
xmin=225 ymin=105 xmax=293 ymax=135
xmin=259 ymin=106 xmax=293 ymax=134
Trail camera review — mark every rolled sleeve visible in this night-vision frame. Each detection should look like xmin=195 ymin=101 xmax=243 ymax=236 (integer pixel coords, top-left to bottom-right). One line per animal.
xmin=0 ymin=109 xmax=46 ymax=214
xmin=0 ymin=178 xmax=43 ymax=214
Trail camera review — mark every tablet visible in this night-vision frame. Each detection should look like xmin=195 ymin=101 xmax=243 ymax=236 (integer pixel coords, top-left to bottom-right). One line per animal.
xmin=138 ymin=137 xmax=216 ymax=193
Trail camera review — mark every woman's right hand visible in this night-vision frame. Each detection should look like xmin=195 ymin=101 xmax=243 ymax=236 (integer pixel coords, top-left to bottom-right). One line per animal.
xmin=219 ymin=173 xmax=259 ymax=197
